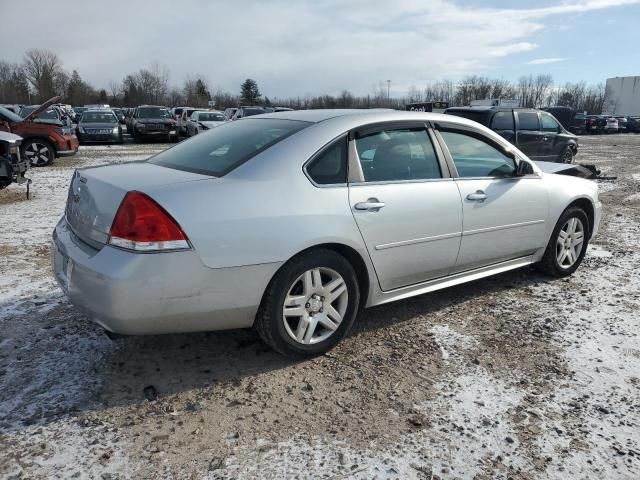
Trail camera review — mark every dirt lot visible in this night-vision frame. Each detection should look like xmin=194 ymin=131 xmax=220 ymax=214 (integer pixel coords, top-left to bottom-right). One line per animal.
xmin=1 ymin=135 xmax=638 ymax=479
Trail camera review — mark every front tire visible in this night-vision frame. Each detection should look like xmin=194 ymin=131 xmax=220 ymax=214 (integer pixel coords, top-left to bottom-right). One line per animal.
xmin=559 ymin=146 xmax=574 ymax=164
xmin=255 ymin=249 xmax=360 ymax=358
xmin=22 ymin=139 xmax=55 ymax=167
xmin=537 ymin=207 xmax=589 ymax=277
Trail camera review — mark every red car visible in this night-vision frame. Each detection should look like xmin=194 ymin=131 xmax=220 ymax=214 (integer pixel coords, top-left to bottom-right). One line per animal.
xmin=0 ymin=96 xmax=79 ymax=166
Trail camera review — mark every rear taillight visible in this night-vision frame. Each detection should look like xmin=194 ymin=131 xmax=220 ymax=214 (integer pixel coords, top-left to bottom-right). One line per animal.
xmin=108 ymin=191 xmax=190 ymax=252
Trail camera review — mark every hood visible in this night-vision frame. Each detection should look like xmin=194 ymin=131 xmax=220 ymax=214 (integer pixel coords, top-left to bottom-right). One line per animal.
xmin=200 ymin=121 xmax=224 ymax=128
xmin=80 ymin=122 xmax=119 ymax=129
xmin=138 ymin=118 xmax=174 ymax=124
xmin=534 ymin=161 xmax=596 ymax=179
xmin=0 ymin=131 xmax=23 ymax=144
xmin=22 ymin=96 xmax=62 ymax=123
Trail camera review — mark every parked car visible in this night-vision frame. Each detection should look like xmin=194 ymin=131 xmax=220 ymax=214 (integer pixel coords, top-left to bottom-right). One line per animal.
xmin=604 ymin=116 xmax=619 ymax=133
xmin=231 ymin=106 xmax=273 ymax=120
xmin=77 ymin=109 xmax=123 ymax=144
xmin=52 ymin=109 xmax=600 ymax=357
xmin=585 ymin=115 xmax=606 ymax=134
xmin=0 ymin=131 xmax=29 ymax=190
xmin=178 ymin=108 xmax=200 ymax=135
xmin=185 ymin=110 xmax=226 ymax=136
xmin=626 ymin=116 xmax=640 ymax=133
xmin=130 ymin=105 xmax=178 ymax=142
xmin=0 ymin=96 xmax=79 ymax=166
xmin=543 ymin=107 xmax=586 ymax=135
xmin=444 ymin=107 xmax=579 ymax=163
xmin=615 ymin=116 xmax=628 ymax=133
xmin=111 ymin=108 xmax=126 ymax=124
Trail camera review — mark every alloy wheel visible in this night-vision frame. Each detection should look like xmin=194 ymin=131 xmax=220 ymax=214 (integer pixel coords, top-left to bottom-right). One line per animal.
xmin=562 ymin=149 xmax=574 ymax=164
xmin=282 ymin=267 xmax=348 ymax=345
xmin=24 ymin=142 xmax=51 ymax=166
xmin=556 ymin=217 xmax=585 ymax=268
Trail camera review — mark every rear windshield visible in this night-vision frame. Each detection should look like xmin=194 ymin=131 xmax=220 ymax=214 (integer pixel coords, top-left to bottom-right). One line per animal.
xmin=138 ymin=107 xmax=171 ymax=118
xmin=149 ymin=118 xmax=311 ymax=176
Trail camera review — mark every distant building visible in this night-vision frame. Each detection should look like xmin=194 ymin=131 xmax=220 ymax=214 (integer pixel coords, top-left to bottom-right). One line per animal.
xmin=605 ymin=76 xmax=640 ymax=115
xmin=405 ymin=101 xmax=449 ymax=113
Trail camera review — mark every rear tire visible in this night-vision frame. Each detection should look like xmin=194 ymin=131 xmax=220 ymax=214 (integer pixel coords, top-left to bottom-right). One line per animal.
xmin=537 ymin=207 xmax=589 ymax=277
xmin=255 ymin=249 xmax=360 ymax=358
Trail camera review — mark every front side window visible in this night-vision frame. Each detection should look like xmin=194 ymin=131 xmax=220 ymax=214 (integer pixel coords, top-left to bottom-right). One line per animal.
xmin=149 ymin=118 xmax=310 ymax=176
xmin=540 ymin=113 xmax=561 ymax=132
xmin=306 ymin=136 xmax=347 ymax=185
xmin=355 ymin=129 xmax=441 ymax=182
xmin=517 ymin=112 xmax=540 ymax=131
xmin=439 ymin=130 xmax=516 ymax=178
xmin=490 ymin=111 xmax=514 ymax=130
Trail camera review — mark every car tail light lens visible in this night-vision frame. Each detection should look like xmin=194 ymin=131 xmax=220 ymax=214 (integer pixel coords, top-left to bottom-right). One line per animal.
xmin=108 ymin=191 xmax=190 ymax=252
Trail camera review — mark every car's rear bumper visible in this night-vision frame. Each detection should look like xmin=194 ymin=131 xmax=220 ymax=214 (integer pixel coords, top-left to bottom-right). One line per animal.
xmin=51 ymin=217 xmax=281 ymax=335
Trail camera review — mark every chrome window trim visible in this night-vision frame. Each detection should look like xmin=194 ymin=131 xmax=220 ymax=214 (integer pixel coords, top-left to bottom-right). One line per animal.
xmin=349 ymin=177 xmax=454 ymax=187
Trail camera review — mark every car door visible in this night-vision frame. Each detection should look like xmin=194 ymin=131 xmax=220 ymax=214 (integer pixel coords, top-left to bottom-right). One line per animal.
xmin=433 ymin=122 xmax=548 ymax=272
xmin=539 ymin=112 xmax=563 ymax=160
xmin=515 ymin=111 xmax=543 ymax=160
xmin=348 ymin=122 xmax=462 ymax=291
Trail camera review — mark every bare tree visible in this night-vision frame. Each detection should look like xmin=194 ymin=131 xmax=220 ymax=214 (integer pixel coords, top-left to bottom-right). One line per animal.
xmin=22 ymin=49 xmax=65 ymax=102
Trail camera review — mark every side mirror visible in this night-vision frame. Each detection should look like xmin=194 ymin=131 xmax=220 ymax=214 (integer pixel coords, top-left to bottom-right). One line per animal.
xmin=516 ymin=160 xmax=534 ymax=176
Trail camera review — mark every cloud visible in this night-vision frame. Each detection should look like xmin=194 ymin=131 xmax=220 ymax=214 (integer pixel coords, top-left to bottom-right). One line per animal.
xmin=0 ymin=0 xmax=638 ymax=97
xmin=526 ymin=58 xmax=567 ymax=65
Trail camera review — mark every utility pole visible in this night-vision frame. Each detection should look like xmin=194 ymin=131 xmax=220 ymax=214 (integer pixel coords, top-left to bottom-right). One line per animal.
xmin=386 ymin=80 xmax=391 ymax=107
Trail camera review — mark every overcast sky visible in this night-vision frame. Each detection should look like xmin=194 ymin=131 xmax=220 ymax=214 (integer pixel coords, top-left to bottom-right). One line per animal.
xmin=1 ymin=0 xmax=639 ymax=98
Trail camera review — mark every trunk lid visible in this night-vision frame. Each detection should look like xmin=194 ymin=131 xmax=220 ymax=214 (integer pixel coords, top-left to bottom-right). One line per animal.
xmin=65 ymin=162 xmax=212 ymax=249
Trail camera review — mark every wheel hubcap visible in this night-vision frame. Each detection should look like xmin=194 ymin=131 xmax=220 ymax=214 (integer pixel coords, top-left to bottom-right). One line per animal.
xmin=282 ymin=267 xmax=348 ymax=345
xmin=563 ymin=150 xmax=573 ymax=164
xmin=556 ymin=217 xmax=585 ymax=268
xmin=25 ymin=143 xmax=50 ymax=165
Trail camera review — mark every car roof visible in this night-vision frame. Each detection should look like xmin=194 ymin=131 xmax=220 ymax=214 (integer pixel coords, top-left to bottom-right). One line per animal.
xmin=257 ymin=108 xmax=400 ymax=123
xmin=445 ymin=106 xmax=538 ymax=113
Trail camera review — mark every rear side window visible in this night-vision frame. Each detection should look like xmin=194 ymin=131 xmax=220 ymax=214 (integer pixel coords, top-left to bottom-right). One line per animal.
xmin=149 ymin=119 xmax=310 ymax=176
xmin=517 ymin=112 xmax=540 ymax=131
xmin=306 ymin=136 xmax=347 ymax=185
xmin=355 ymin=129 xmax=441 ymax=182
xmin=490 ymin=111 xmax=514 ymax=130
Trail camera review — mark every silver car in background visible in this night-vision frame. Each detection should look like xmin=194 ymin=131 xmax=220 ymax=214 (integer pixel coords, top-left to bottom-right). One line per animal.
xmin=185 ymin=110 xmax=226 ymax=137
xmin=52 ymin=110 xmax=601 ymax=357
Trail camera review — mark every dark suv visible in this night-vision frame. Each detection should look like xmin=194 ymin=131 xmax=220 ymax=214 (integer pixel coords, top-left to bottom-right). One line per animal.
xmin=130 ymin=105 xmax=178 ymax=142
xmin=444 ymin=107 xmax=579 ymax=163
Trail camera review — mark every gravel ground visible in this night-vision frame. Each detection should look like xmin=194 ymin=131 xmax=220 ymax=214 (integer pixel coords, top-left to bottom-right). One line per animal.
xmin=0 ymin=135 xmax=638 ymax=480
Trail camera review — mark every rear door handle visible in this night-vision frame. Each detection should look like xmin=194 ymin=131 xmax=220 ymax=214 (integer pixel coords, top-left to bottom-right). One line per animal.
xmin=466 ymin=190 xmax=487 ymax=202
xmin=354 ymin=198 xmax=386 ymax=211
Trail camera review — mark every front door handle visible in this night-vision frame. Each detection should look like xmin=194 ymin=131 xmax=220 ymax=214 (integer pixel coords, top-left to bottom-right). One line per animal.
xmin=466 ymin=190 xmax=487 ymax=202
xmin=354 ymin=198 xmax=386 ymax=211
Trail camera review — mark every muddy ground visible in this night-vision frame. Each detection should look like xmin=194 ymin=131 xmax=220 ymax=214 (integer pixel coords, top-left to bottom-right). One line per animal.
xmin=0 ymin=135 xmax=638 ymax=479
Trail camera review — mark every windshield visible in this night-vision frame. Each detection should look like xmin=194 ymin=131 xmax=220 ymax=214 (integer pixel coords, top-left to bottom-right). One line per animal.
xmin=149 ymin=118 xmax=310 ymax=176
xmin=198 ymin=112 xmax=225 ymax=121
xmin=137 ymin=107 xmax=171 ymax=118
xmin=0 ymin=106 xmax=24 ymax=123
xmin=243 ymin=108 xmax=268 ymax=116
xmin=81 ymin=112 xmax=117 ymax=123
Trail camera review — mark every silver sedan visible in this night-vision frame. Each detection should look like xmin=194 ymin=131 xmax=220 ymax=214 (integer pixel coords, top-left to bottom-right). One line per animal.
xmin=52 ymin=110 xmax=601 ymax=357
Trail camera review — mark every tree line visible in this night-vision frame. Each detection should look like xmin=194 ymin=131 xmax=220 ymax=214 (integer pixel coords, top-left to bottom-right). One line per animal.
xmin=0 ymin=48 xmax=613 ymax=114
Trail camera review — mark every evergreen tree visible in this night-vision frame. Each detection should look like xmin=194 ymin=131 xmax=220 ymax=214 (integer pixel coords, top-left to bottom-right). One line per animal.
xmin=240 ymin=78 xmax=261 ymax=105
